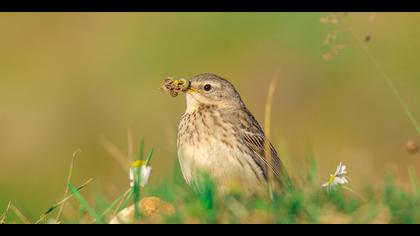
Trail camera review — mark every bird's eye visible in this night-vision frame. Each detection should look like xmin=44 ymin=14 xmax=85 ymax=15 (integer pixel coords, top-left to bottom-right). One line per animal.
xmin=203 ymin=84 xmax=212 ymax=91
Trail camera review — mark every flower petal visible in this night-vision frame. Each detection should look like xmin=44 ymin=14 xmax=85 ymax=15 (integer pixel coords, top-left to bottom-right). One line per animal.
xmin=140 ymin=166 xmax=152 ymax=187
xmin=335 ymin=162 xmax=342 ymax=175
xmin=334 ymin=177 xmax=348 ymax=185
xmin=129 ymin=168 xmax=135 ymax=187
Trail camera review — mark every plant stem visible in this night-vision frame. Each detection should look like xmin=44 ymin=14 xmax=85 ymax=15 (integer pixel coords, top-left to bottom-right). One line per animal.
xmin=344 ymin=17 xmax=420 ymax=137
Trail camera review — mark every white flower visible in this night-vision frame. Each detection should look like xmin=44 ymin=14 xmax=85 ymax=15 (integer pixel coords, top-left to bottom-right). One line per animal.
xmin=129 ymin=160 xmax=152 ymax=187
xmin=139 ymin=165 xmax=152 ymax=187
xmin=322 ymin=162 xmax=348 ymax=189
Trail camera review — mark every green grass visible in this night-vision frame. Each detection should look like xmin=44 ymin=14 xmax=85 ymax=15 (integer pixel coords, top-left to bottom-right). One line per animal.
xmin=2 ymin=151 xmax=420 ymax=224
xmin=68 ymin=183 xmax=105 ymax=224
xmin=1 ymin=138 xmax=419 ymax=224
xmin=0 ymin=126 xmax=419 ymax=224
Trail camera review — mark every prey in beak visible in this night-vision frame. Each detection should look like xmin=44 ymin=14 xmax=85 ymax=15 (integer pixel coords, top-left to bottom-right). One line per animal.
xmin=161 ymin=77 xmax=195 ymax=97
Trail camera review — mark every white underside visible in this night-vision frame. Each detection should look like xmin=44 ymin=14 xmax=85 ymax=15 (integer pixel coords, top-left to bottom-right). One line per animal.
xmin=177 ymin=125 xmax=264 ymax=194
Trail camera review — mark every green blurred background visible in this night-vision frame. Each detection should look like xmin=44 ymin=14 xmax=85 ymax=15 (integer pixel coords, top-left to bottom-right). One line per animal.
xmin=0 ymin=13 xmax=419 ymax=216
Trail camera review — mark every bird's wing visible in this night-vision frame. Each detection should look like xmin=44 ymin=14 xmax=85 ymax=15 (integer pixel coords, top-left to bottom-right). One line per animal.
xmin=225 ymin=108 xmax=291 ymax=188
xmin=242 ymin=132 xmax=292 ymax=190
xmin=242 ymin=133 xmax=282 ymax=178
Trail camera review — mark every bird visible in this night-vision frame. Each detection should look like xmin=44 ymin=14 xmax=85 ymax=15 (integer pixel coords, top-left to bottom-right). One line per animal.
xmin=176 ymin=73 xmax=290 ymax=195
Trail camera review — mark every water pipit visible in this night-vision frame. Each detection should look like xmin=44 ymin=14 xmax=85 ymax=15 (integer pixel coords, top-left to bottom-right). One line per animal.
xmin=163 ymin=73 xmax=290 ymax=195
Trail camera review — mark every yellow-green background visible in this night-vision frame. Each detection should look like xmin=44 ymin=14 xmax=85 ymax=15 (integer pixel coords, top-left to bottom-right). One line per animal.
xmin=1 ymin=13 xmax=419 ymax=216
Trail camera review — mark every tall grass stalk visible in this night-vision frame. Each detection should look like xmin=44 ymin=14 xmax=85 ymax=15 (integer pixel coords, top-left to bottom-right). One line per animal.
xmin=55 ymin=149 xmax=81 ymax=222
xmin=0 ymin=201 xmax=12 ymax=224
xmin=343 ymin=17 xmax=420 ymax=137
xmin=35 ymin=178 xmax=93 ymax=224
xmin=98 ymin=136 xmax=129 ymax=172
xmin=408 ymin=168 xmax=420 ymax=196
xmin=10 ymin=204 xmax=32 ymax=224
xmin=264 ymin=71 xmax=280 ymax=198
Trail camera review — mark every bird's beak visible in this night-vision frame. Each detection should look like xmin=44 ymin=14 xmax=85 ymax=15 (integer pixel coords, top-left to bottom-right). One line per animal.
xmin=183 ymin=80 xmax=197 ymax=94
xmin=185 ymin=87 xmax=197 ymax=94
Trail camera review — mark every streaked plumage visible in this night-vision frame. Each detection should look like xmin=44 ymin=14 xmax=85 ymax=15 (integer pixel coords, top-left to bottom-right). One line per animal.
xmin=176 ymin=73 xmax=289 ymax=195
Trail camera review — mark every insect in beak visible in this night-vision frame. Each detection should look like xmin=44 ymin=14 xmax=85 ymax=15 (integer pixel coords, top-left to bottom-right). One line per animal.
xmin=161 ymin=77 xmax=196 ymax=97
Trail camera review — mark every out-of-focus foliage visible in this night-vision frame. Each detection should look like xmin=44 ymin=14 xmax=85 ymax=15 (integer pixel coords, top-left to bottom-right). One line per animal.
xmin=0 ymin=13 xmax=419 ymax=220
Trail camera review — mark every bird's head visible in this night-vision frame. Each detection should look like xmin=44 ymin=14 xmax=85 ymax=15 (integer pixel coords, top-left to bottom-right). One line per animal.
xmin=183 ymin=73 xmax=244 ymax=112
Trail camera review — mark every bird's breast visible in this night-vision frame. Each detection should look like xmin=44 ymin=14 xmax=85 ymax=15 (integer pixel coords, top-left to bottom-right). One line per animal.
xmin=178 ymin=108 xmax=232 ymax=147
xmin=176 ymin=108 xmax=265 ymax=192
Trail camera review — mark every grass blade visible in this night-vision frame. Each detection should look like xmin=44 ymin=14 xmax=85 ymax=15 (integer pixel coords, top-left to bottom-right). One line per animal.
xmin=145 ymin=148 xmax=154 ymax=166
xmin=0 ymin=201 xmax=12 ymax=224
xmin=139 ymin=138 xmax=145 ymax=160
xmin=114 ymin=191 xmax=133 ymax=216
xmin=409 ymin=168 xmax=420 ymax=196
xmin=98 ymin=136 xmax=129 ymax=172
xmin=132 ymin=167 xmax=141 ymax=221
xmin=68 ymin=182 xmax=104 ymax=224
xmin=10 ymin=204 xmax=32 ymax=224
xmin=35 ymin=178 xmax=93 ymax=224
xmin=55 ymin=149 xmax=81 ymax=222
xmin=96 ymin=189 xmax=131 ymax=222
xmin=343 ymin=17 xmax=420 ymax=137
xmin=263 ymin=71 xmax=280 ymax=198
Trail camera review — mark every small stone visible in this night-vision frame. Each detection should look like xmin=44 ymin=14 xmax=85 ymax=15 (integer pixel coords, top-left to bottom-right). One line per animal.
xmin=109 ymin=197 xmax=175 ymax=224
